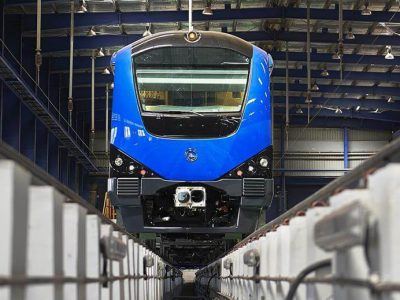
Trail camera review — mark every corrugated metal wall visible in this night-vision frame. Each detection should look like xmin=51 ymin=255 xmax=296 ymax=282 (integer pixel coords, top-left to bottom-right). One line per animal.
xmin=274 ymin=127 xmax=392 ymax=177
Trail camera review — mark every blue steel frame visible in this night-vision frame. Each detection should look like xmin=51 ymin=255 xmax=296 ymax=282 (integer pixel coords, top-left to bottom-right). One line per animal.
xmin=111 ymin=44 xmax=273 ymax=181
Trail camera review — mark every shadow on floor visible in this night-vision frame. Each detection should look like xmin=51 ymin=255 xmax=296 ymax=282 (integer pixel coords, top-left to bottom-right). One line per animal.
xmin=173 ymin=282 xmax=205 ymax=299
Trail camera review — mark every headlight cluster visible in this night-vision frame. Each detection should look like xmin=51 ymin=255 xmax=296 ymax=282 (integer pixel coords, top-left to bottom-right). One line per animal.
xmin=110 ymin=145 xmax=158 ymax=177
xmin=224 ymin=146 xmax=272 ymax=179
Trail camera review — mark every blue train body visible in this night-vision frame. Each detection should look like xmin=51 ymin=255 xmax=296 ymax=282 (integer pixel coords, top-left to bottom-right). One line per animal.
xmin=108 ymin=31 xmax=274 ymax=235
xmin=111 ymin=45 xmax=272 ymax=181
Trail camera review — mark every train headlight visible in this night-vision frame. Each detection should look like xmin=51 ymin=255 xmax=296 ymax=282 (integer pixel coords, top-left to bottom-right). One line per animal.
xmin=114 ymin=157 xmax=123 ymax=167
xmin=259 ymin=157 xmax=268 ymax=168
xmin=177 ymin=191 xmax=190 ymax=203
xmin=191 ymin=190 xmax=205 ymax=203
xmin=248 ymin=165 xmax=256 ymax=174
xmin=110 ymin=145 xmax=159 ymax=177
xmin=185 ymin=31 xmax=201 ymax=43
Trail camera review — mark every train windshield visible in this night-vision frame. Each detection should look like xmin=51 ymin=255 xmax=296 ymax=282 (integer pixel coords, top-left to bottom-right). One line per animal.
xmin=133 ymin=47 xmax=250 ymax=113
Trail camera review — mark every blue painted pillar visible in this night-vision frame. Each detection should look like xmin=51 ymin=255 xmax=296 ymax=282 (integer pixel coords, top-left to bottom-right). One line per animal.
xmin=344 ymin=127 xmax=349 ymax=169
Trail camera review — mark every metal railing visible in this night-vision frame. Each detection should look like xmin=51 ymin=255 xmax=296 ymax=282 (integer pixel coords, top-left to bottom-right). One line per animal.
xmin=0 ymin=39 xmax=98 ymax=171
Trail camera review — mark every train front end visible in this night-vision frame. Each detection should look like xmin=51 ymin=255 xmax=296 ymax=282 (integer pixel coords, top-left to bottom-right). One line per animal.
xmin=108 ymin=31 xmax=274 ymax=235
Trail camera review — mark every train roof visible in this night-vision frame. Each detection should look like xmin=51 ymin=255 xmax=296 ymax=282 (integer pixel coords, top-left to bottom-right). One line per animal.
xmin=126 ymin=30 xmax=253 ymax=58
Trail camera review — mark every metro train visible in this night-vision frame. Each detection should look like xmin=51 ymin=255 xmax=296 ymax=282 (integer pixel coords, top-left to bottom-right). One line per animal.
xmin=108 ymin=30 xmax=274 ymax=236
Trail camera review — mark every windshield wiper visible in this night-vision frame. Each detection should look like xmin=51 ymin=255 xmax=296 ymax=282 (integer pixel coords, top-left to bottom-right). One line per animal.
xmin=160 ymin=111 xmax=204 ymax=117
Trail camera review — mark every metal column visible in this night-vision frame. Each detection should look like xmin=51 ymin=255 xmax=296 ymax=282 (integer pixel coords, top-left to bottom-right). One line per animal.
xmin=105 ymin=84 xmax=109 ymax=154
xmin=68 ymin=0 xmax=74 ymax=126
xmin=344 ymin=127 xmax=349 ymax=169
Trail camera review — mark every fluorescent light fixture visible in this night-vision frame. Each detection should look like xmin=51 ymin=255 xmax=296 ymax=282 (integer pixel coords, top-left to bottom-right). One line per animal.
xmin=77 ymin=0 xmax=87 ymax=13
xmin=361 ymin=2 xmax=371 ymax=15
xmin=332 ymin=51 xmax=341 ymax=60
xmin=371 ymin=108 xmax=382 ymax=113
xmin=97 ymin=48 xmax=105 ymax=57
xmin=87 ymin=27 xmax=96 ymax=37
xmin=202 ymin=4 xmax=213 ymax=15
xmin=385 ymin=46 xmax=394 ymax=60
xmin=296 ymin=106 xmax=303 ymax=114
xmin=312 ymin=81 xmax=319 ymax=91
xmin=346 ymin=28 xmax=355 ymax=40
xmin=321 ymin=68 xmax=329 ymax=77
xmin=143 ymin=23 xmax=152 ymax=37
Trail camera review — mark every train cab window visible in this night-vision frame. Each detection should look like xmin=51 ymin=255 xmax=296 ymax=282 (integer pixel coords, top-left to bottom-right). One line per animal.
xmin=133 ymin=47 xmax=250 ymax=114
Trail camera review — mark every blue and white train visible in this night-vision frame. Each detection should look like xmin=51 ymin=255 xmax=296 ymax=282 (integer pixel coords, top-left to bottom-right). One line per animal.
xmin=108 ymin=30 xmax=274 ymax=235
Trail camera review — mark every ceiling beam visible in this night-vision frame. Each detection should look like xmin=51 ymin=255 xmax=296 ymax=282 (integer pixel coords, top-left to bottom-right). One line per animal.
xmin=5 ymin=0 xmax=71 ymax=4
xmin=274 ymin=107 xmax=400 ymax=123
xmin=273 ymin=96 xmax=400 ymax=111
xmin=273 ymin=83 xmax=400 ymax=97
xmin=34 ymin=30 xmax=400 ymax=53
xmin=47 ymin=51 xmax=400 ymax=73
xmin=20 ymin=7 xmax=400 ymax=31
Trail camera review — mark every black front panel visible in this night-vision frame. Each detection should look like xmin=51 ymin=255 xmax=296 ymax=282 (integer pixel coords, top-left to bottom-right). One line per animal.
xmin=141 ymin=113 xmax=241 ymax=138
xmin=142 ymin=184 xmax=240 ymax=228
